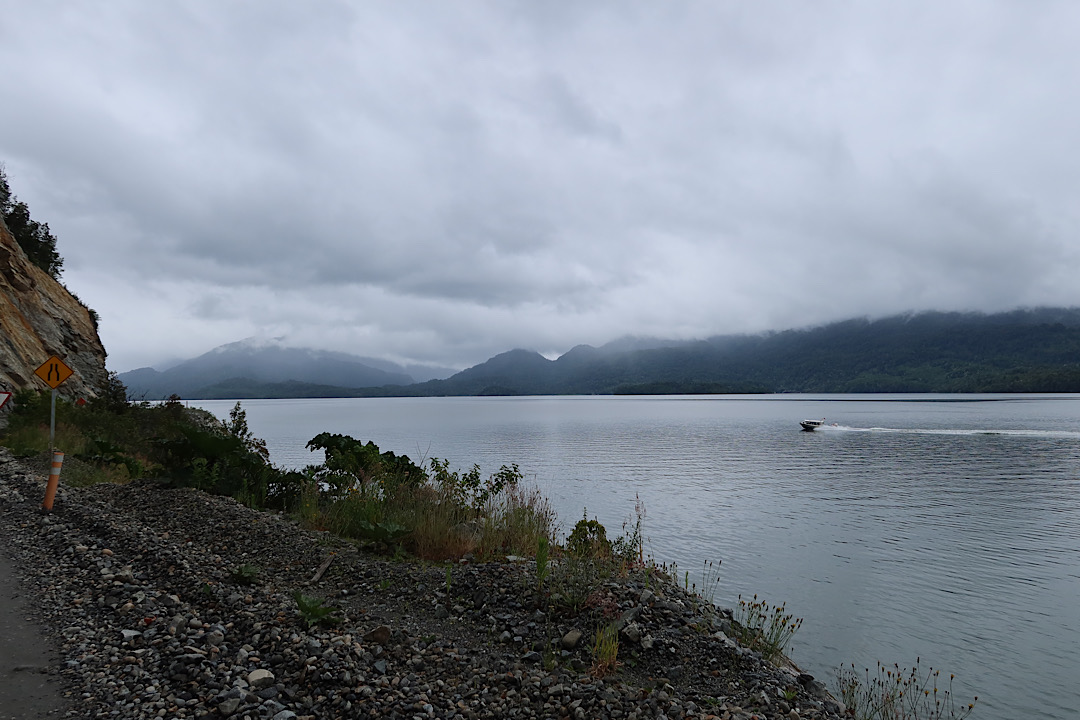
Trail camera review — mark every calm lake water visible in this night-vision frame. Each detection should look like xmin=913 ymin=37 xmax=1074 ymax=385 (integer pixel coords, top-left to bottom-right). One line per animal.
xmin=193 ymin=394 xmax=1080 ymax=720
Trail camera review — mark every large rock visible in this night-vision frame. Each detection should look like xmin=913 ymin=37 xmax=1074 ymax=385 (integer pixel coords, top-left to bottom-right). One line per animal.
xmin=0 ymin=215 xmax=106 ymax=400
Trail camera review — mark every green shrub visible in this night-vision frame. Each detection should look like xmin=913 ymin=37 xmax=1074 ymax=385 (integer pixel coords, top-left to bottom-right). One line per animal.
xmin=300 ymin=437 xmax=550 ymax=562
xmin=567 ymin=510 xmax=611 ymax=558
xmin=305 ymin=432 xmax=424 ymax=500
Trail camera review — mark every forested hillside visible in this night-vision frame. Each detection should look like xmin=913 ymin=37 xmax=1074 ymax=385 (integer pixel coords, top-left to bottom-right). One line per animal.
xmin=129 ymin=309 xmax=1080 ymax=398
xmin=403 ymin=308 xmax=1080 ymax=396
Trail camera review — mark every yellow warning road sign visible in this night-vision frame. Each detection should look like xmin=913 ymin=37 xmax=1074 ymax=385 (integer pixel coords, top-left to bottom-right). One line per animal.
xmin=35 ymin=356 xmax=74 ymax=389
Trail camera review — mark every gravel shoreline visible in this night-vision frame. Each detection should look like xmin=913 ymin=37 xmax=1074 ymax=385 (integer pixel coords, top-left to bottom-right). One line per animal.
xmin=0 ymin=448 xmax=846 ymax=720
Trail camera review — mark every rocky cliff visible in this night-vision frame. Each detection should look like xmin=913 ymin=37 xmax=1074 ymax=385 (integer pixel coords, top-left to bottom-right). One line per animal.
xmin=0 ymin=215 xmax=107 ymax=399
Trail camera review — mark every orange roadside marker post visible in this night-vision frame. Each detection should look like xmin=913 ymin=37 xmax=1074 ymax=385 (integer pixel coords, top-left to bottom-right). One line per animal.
xmin=42 ymin=451 xmax=65 ymax=512
xmin=33 ymin=356 xmax=75 ymax=512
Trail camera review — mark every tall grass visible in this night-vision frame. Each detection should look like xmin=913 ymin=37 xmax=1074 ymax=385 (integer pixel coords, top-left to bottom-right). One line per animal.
xmin=732 ymin=593 xmax=803 ymax=664
xmin=836 ymin=660 xmax=978 ymax=720
xmin=591 ymin=621 xmax=621 ymax=677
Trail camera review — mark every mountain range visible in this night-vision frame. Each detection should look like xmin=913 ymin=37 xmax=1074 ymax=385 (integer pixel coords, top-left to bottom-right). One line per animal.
xmin=118 ymin=339 xmax=456 ymax=400
xmin=118 ymin=308 xmax=1080 ymax=399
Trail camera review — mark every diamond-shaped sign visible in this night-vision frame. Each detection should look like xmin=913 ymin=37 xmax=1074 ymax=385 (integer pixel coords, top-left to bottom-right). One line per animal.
xmin=34 ymin=356 xmax=74 ymax=389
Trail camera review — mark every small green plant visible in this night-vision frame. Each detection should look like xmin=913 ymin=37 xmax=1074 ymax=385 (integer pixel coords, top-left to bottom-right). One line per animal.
xmin=542 ymin=644 xmax=558 ymax=671
xmin=781 ymin=687 xmax=798 ymax=702
xmin=549 ymin=552 xmax=604 ymax=611
xmin=231 ymin=564 xmax=261 ymax=585
xmin=610 ymin=494 xmax=646 ymax=567
xmin=292 ymin=591 xmax=340 ymax=627
xmin=378 ymin=578 xmax=392 ymax=591
xmin=567 ymin=509 xmax=611 ymax=558
xmin=692 ymin=559 xmax=721 ymax=605
xmin=836 ymin=660 xmax=978 ymax=720
xmin=732 ymin=593 xmax=803 ymax=664
xmin=536 ymin=535 xmax=550 ymax=592
xmin=591 ymin=621 xmax=621 ymax=677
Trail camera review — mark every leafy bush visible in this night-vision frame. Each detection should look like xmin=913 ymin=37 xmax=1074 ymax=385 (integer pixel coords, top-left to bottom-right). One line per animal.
xmin=567 ymin=510 xmax=611 ymax=558
xmin=305 ymin=432 xmax=424 ymax=500
xmin=301 ymin=435 xmax=550 ymax=561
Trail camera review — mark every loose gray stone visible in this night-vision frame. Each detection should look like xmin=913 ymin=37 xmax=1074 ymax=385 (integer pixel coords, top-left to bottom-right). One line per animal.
xmin=248 ymin=669 xmax=275 ymax=689
xmin=218 ymin=697 xmax=241 ymax=715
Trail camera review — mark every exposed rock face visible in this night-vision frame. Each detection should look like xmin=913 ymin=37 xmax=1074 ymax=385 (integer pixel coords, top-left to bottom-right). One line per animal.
xmin=0 ymin=215 xmax=107 ymax=399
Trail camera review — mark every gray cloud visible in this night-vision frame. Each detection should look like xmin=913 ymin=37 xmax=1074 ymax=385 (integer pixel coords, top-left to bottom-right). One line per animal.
xmin=2 ymin=0 xmax=1079 ymax=372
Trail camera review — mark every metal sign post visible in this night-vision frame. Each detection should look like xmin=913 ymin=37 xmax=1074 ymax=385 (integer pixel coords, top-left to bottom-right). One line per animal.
xmin=50 ymin=389 xmax=57 ymax=453
xmin=33 ymin=356 xmax=74 ymax=511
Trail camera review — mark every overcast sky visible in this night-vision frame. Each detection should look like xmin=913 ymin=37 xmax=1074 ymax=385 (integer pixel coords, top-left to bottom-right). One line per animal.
xmin=3 ymin=1 xmax=1079 ymax=373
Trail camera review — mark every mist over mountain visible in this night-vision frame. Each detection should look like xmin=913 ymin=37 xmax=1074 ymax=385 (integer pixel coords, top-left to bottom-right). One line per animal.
xmin=118 ymin=339 xmax=455 ymax=400
xmin=403 ymin=307 xmax=1080 ymax=396
xmin=119 ymin=308 xmax=1080 ymax=399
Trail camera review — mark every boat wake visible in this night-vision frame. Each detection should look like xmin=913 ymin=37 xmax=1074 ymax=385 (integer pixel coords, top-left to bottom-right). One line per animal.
xmin=822 ymin=425 xmax=1080 ymax=439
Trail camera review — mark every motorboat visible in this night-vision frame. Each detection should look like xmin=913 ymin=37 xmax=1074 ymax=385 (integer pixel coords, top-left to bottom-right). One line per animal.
xmin=800 ymin=418 xmax=825 ymax=431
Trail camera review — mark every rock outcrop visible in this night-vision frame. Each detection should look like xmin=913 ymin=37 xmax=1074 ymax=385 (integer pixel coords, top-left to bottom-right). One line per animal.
xmin=0 ymin=215 xmax=107 ymax=399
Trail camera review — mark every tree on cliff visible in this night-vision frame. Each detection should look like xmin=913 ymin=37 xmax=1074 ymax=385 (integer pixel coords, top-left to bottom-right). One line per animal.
xmin=0 ymin=165 xmax=64 ymax=279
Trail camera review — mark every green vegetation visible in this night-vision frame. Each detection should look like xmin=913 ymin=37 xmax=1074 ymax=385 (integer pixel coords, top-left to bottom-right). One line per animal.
xmin=535 ymin=535 xmax=550 ymax=592
xmin=0 ymin=387 xmax=288 ymax=496
xmin=566 ymin=510 xmax=611 ymax=558
xmin=0 ymin=165 xmax=63 ymax=279
xmin=836 ymin=660 xmax=978 ymax=720
xmin=591 ymin=621 xmax=621 ymax=677
xmin=693 ymin=559 xmax=721 ymax=605
xmin=0 ymin=386 xmax=552 ymax=563
xmin=732 ymin=593 xmax=803 ymax=664
xmin=301 ymin=435 xmax=552 ymax=561
xmin=545 ymin=509 xmax=646 ymax=613
xmin=292 ymin=591 xmax=340 ymax=628
xmin=231 ymin=563 xmax=261 ymax=585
